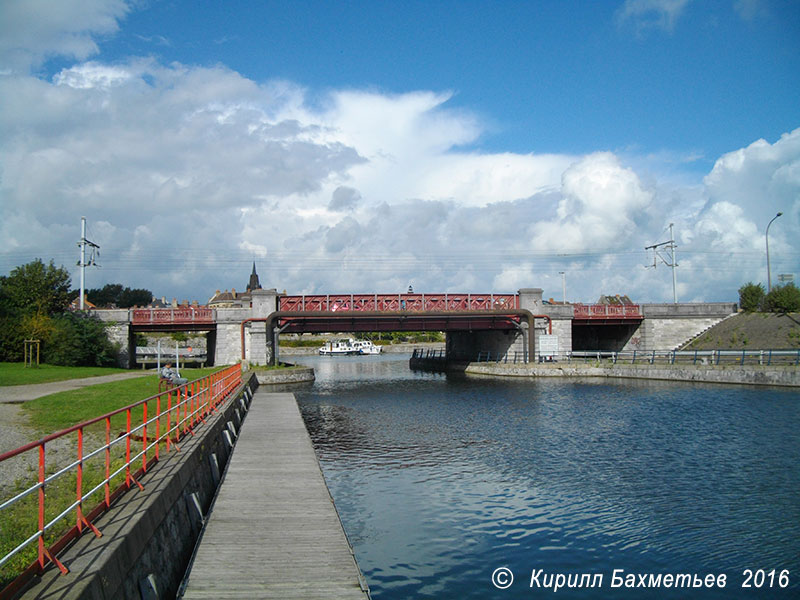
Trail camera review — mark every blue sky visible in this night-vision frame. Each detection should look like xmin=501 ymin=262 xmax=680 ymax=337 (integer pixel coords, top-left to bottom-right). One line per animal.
xmin=1 ymin=0 xmax=799 ymax=304
xmin=95 ymin=0 xmax=800 ymax=161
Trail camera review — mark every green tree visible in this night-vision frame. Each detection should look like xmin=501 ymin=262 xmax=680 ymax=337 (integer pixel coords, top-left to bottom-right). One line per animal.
xmin=87 ymin=283 xmax=152 ymax=308
xmin=0 ymin=259 xmax=71 ymax=315
xmin=0 ymin=259 xmax=71 ymax=361
xmin=87 ymin=283 xmax=124 ymax=307
xmin=738 ymin=282 xmax=766 ymax=312
xmin=763 ymin=283 xmax=800 ymax=313
xmin=118 ymin=287 xmax=152 ymax=308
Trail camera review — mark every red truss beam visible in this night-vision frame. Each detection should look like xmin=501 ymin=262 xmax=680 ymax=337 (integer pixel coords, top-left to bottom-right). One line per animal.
xmin=278 ymin=293 xmax=519 ymax=313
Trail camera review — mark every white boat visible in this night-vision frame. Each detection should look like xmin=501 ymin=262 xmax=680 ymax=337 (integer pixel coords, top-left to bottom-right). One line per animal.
xmin=319 ymin=339 xmax=360 ymax=355
xmin=352 ymin=340 xmax=382 ymax=355
xmin=319 ymin=338 xmax=382 ymax=355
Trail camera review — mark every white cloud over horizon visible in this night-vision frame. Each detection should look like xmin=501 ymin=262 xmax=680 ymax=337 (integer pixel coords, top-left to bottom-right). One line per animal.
xmin=1 ymin=3 xmax=798 ymax=305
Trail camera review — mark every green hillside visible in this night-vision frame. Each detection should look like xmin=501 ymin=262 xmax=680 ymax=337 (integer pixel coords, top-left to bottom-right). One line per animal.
xmin=683 ymin=312 xmax=800 ymax=350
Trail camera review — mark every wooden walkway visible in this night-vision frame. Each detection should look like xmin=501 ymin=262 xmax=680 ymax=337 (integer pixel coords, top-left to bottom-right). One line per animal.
xmin=181 ymin=391 xmax=370 ymax=599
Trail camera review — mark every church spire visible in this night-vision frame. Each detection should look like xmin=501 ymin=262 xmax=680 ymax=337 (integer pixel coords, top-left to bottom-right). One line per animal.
xmin=247 ymin=262 xmax=262 ymax=293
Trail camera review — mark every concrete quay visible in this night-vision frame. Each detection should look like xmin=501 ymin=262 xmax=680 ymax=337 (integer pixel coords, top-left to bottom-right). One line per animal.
xmin=462 ymin=362 xmax=800 ymax=387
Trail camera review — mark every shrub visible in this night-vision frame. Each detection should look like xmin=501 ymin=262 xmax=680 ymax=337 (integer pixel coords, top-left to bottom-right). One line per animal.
xmin=763 ymin=283 xmax=800 ymax=313
xmin=738 ymin=282 xmax=765 ymax=312
xmin=43 ymin=313 xmax=118 ymax=366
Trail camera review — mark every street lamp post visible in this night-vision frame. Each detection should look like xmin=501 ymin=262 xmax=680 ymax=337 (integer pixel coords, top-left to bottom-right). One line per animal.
xmin=766 ymin=212 xmax=783 ymax=292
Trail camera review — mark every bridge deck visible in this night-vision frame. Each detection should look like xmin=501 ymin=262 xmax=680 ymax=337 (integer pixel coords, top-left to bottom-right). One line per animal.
xmin=181 ymin=391 xmax=369 ymax=600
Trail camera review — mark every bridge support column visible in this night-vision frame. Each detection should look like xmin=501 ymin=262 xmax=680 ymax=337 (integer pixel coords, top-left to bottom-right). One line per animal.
xmin=249 ymin=322 xmax=269 ymax=366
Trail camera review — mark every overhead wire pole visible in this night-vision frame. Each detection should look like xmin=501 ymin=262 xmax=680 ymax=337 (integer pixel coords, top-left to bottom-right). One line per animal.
xmin=646 ymin=223 xmax=678 ymax=303
xmin=77 ymin=217 xmax=100 ymax=310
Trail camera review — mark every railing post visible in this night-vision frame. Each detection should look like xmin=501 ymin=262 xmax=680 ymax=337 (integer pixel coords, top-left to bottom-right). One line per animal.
xmin=76 ymin=429 xmax=84 ymax=532
xmin=38 ymin=444 xmax=45 ymax=568
xmin=166 ymin=392 xmax=172 ymax=452
xmin=142 ymin=403 xmax=148 ymax=473
xmin=105 ymin=416 xmax=111 ymax=507
xmin=155 ymin=394 xmax=161 ymax=460
xmin=125 ymin=408 xmax=132 ymax=487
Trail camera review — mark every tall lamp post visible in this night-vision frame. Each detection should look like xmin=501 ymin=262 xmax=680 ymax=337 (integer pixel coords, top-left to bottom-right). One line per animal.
xmin=766 ymin=212 xmax=783 ymax=292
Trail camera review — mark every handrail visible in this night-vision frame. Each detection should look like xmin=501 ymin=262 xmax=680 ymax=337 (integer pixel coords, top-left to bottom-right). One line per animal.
xmin=279 ymin=293 xmax=520 ymax=312
xmin=572 ymin=303 xmax=642 ymax=319
xmin=0 ymin=364 xmax=242 ymax=593
xmin=131 ymin=307 xmax=214 ymax=325
xmin=471 ymin=349 xmax=800 ymax=366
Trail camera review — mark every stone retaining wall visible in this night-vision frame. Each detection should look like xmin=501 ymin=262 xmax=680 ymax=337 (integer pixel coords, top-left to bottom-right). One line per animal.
xmin=250 ymin=365 xmax=315 ymax=384
xmin=463 ymin=362 xmax=799 ymax=387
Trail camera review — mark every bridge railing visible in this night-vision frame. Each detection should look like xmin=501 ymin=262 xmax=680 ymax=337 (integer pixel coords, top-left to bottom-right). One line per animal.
xmin=279 ymin=293 xmax=519 ymax=313
xmin=0 ymin=365 xmax=242 ymax=593
xmin=472 ymin=349 xmax=800 ymax=366
xmin=572 ymin=304 xmax=642 ymax=319
xmin=131 ymin=307 xmax=214 ymax=325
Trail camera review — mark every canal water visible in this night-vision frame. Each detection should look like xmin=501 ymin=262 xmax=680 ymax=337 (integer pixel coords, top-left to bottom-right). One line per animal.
xmin=293 ymin=354 xmax=799 ymax=599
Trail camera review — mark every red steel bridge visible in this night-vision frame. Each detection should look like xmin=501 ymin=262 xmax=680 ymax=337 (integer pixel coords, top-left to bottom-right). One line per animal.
xmin=131 ymin=294 xmax=642 ymax=328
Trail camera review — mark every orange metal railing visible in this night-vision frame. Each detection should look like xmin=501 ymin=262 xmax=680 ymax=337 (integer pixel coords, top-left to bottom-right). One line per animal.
xmin=0 ymin=364 xmax=242 ymax=593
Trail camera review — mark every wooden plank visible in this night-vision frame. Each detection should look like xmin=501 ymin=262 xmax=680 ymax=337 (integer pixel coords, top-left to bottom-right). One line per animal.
xmin=182 ymin=391 xmax=369 ymax=599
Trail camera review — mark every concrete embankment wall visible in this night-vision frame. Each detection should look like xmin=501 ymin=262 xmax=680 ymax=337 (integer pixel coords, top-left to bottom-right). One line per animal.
xmin=18 ymin=374 xmax=259 ymax=600
xmin=462 ymin=362 xmax=800 ymax=387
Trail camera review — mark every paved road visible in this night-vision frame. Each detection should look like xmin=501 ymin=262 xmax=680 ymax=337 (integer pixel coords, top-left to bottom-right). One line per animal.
xmin=0 ymin=371 xmax=152 ymax=404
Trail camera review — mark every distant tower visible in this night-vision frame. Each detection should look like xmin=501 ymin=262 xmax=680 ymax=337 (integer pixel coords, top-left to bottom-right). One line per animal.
xmin=247 ymin=262 xmax=262 ymax=293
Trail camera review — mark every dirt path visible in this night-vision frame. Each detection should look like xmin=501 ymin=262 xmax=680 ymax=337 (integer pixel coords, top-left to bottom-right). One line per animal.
xmin=0 ymin=371 xmax=151 ymax=404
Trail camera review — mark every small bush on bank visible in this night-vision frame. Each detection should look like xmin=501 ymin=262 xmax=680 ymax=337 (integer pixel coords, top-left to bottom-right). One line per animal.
xmin=738 ymin=282 xmax=765 ymax=312
xmin=44 ymin=313 xmax=119 ymax=367
xmin=763 ymin=283 xmax=800 ymax=312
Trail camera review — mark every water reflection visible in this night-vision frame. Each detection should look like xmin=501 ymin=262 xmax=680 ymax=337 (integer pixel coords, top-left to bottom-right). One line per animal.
xmin=295 ymin=355 xmax=800 ymax=599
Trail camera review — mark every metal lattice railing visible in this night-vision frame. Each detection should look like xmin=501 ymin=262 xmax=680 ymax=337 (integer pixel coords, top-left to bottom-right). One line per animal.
xmin=0 ymin=364 xmax=242 ymax=591
xmin=473 ymin=349 xmax=800 ymax=366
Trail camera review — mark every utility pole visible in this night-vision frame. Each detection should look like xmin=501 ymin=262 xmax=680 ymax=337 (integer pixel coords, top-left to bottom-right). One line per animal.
xmin=559 ymin=271 xmax=566 ymax=304
xmin=646 ymin=223 xmax=678 ymax=303
xmin=77 ymin=217 xmax=100 ymax=309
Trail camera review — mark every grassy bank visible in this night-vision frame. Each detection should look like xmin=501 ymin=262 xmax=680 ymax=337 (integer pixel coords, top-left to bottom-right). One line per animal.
xmin=20 ymin=367 xmax=222 ymax=433
xmin=0 ymin=363 xmax=130 ymax=387
xmin=1 ymin=366 xmax=229 ymax=588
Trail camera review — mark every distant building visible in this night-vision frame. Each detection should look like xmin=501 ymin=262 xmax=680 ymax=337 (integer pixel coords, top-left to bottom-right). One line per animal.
xmin=597 ymin=294 xmax=635 ymax=305
xmin=69 ymin=295 xmax=96 ymax=310
xmin=148 ymin=296 xmax=170 ymax=308
xmin=208 ymin=263 xmax=264 ymax=308
xmin=208 ymin=288 xmax=239 ymax=308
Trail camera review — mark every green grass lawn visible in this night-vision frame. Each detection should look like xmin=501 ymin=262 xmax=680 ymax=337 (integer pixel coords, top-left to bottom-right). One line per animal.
xmin=21 ymin=367 xmax=223 ymax=433
xmin=0 ymin=363 xmax=130 ymax=386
